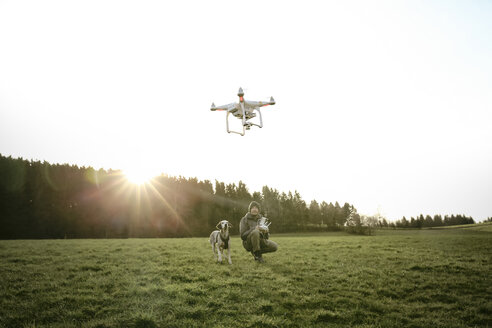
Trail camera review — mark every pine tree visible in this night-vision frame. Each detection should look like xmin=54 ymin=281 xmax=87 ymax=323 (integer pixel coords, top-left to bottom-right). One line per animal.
xmin=308 ymin=200 xmax=321 ymax=225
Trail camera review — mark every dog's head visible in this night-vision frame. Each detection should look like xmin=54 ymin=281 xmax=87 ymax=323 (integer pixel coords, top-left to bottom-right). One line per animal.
xmin=216 ymin=220 xmax=232 ymax=232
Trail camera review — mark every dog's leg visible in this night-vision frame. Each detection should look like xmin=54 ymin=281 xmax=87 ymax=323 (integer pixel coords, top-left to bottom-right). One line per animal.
xmin=211 ymin=242 xmax=217 ymax=261
xmin=210 ymin=235 xmax=217 ymax=261
xmin=218 ymin=245 xmax=223 ymax=263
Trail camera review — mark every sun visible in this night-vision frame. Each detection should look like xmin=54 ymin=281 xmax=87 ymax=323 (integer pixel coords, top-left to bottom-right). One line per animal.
xmin=123 ymin=168 xmax=159 ymax=185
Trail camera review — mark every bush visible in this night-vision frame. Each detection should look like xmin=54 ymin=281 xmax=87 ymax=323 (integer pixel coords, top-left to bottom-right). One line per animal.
xmin=344 ymin=225 xmax=372 ymax=235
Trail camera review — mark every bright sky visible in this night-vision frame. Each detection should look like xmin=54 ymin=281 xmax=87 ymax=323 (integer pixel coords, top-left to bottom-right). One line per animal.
xmin=1 ymin=0 xmax=491 ymax=221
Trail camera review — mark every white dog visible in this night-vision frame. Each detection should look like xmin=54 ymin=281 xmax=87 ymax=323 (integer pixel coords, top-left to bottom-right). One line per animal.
xmin=209 ymin=220 xmax=232 ymax=264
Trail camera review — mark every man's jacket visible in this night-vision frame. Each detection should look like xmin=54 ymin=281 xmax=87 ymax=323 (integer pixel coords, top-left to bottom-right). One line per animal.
xmin=239 ymin=213 xmax=271 ymax=241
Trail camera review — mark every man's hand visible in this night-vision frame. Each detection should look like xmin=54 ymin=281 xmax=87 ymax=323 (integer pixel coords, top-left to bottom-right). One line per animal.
xmin=257 ymin=226 xmax=268 ymax=233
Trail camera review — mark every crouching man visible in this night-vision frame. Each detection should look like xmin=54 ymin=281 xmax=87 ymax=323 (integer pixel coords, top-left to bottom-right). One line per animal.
xmin=239 ymin=201 xmax=278 ymax=263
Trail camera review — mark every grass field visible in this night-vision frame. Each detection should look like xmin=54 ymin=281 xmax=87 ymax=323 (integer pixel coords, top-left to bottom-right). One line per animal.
xmin=1 ymin=225 xmax=491 ymax=328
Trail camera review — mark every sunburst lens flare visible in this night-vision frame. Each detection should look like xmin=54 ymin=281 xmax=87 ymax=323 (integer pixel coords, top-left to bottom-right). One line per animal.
xmin=123 ymin=168 xmax=159 ymax=185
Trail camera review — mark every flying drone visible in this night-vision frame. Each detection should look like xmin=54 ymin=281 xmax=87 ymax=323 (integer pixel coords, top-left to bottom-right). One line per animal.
xmin=210 ymin=87 xmax=275 ymax=136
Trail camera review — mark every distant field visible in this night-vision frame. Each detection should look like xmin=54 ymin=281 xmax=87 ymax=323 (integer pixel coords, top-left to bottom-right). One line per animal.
xmin=1 ymin=227 xmax=491 ymax=327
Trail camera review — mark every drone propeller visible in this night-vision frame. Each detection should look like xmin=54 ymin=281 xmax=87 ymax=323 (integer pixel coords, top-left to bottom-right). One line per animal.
xmin=210 ymin=102 xmax=226 ymax=111
xmin=257 ymin=97 xmax=275 ymax=107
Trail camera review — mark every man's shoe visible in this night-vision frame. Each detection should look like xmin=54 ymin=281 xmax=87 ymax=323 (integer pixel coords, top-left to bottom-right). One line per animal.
xmin=254 ymin=251 xmax=265 ymax=263
xmin=255 ymin=255 xmax=265 ymax=263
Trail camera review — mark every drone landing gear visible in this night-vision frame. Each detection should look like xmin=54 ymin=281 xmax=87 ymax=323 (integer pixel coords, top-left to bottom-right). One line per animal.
xmin=246 ymin=108 xmax=263 ymax=130
xmin=226 ymin=108 xmax=263 ymax=136
xmin=226 ymin=111 xmax=246 ymax=136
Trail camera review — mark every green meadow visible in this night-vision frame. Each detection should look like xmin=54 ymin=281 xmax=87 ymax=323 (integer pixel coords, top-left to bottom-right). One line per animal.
xmin=1 ymin=225 xmax=491 ymax=328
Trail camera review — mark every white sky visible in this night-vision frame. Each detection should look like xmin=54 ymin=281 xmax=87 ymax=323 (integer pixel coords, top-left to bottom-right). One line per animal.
xmin=1 ymin=0 xmax=491 ymax=221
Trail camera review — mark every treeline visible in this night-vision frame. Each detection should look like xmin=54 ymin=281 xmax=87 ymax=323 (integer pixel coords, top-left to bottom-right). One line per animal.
xmin=0 ymin=154 xmax=355 ymax=239
xmin=364 ymin=214 xmax=475 ymax=229
xmin=389 ymin=214 xmax=475 ymax=229
xmin=341 ymin=212 xmax=476 ymax=235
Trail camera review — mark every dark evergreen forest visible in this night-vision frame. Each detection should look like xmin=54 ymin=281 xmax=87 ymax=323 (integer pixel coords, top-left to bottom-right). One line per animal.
xmin=0 ymin=154 xmax=355 ymax=238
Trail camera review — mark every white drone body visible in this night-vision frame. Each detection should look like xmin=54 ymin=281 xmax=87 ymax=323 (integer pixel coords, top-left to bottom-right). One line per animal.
xmin=210 ymin=87 xmax=275 ymax=136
